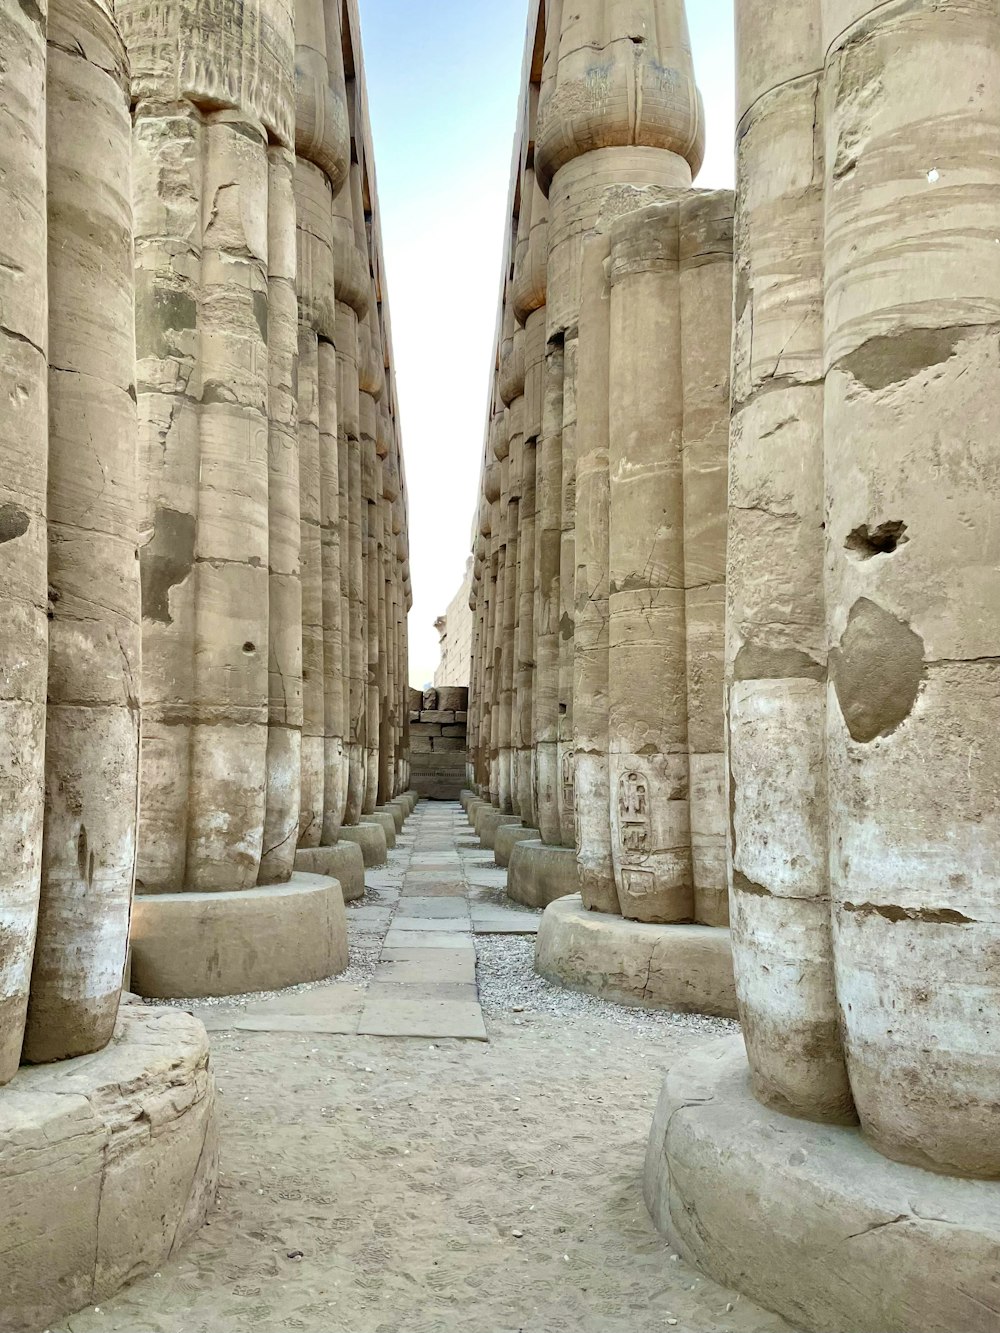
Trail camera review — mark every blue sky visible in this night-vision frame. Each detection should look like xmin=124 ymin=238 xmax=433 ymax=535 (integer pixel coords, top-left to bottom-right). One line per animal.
xmin=357 ymin=0 xmax=736 ymax=686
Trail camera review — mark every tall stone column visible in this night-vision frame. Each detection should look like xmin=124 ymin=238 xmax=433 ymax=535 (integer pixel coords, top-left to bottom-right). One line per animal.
xmin=500 ymin=401 xmax=522 ymax=816
xmin=258 ymin=144 xmax=301 ymax=883
xmin=726 ymin=0 xmax=852 ymax=1120
xmin=21 ymin=0 xmax=139 ymax=1064
xmin=679 ymin=192 xmax=732 ymax=928
xmin=532 ymin=339 xmax=563 ymax=844
xmin=573 ymin=233 xmax=615 ymax=912
xmin=331 ymin=167 xmax=368 ymax=826
xmin=511 ymin=161 xmax=547 ymax=829
xmin=359 ymin=292 xmax=384 ymax=816
xmin=822 ymin=0 xmax=1000 ymax=1177
xmin=122 ymin=0 xmax=296 ymax=893
xmin=0 ymin=0 xmax=47 ymax=1083
xmin=534 ymin=0 xmax=704 ymax=866
xmin=297 ymin=293 xmax=326 ymax=847
xmin=607 ymin=203 xmax=691 ymax=924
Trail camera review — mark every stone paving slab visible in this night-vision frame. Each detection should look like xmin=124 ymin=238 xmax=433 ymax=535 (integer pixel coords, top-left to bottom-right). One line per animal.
xmin=378 ymin=950 xmax=477 ymax=983
xmin=383 ymin=929 xmax=476 ymax=951
xmin=366 ymin=980 xmax=478 ymax=1002
xmin=471 ymin=911 xmax=541 ymax=935
xmin=395 ymin=897 xmax=471 ymax=919
xmin=390 ymin=916 xmax=470 ymax=934
xmin=358 ymin=992 xmax=487 ymax=1041
xmin=400 ymin=883 xmax=468 ymax=898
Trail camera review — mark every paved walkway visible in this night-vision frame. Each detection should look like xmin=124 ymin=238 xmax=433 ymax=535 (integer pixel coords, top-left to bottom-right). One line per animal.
xmin=194 ymin=802 xmax=540 ymax=1043
xmin=63 ymin=801 xmax=790 ymax=1333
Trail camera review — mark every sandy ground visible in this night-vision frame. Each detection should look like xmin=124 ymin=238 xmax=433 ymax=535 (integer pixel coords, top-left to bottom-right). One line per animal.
xmin=56 ymin=811 xmax=793 ymax=1333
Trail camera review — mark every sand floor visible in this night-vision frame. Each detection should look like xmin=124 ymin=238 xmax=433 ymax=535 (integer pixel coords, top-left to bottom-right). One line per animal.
xmin=56 ymin=805 xmax=793 ymax=1333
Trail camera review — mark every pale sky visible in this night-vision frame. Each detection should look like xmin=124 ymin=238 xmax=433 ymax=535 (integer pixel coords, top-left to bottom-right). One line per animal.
xmin=357 ymin=1 xmax=737 ymax=689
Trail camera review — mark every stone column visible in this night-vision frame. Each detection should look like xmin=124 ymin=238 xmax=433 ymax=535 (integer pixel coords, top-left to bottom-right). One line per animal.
xmin=517 ymin=161 xmax=549 ymax=826
xmin=258 ymin=144 xmax=301 ymax=883
xmin=500 ymin=400 xmax=522 ymax=817
xmin=122 ymin=0 xmax=297 ymax=893
xmin=822 ymin=0 xmax=1000 ymax=1177
xmin=532 ymin=339 xmax=563 ymax=844
xmin=607 ymin=203 xmax=691 ymax=924
xmin=534 ymin=0 xmax=704 ymax=861
xmin=727 ymin=0 xmax=852 ymax=1121
xmin=23 ymin=0 xmax=138 ymax=1064
xmin=573 ymin=233 xmax=615 ymax=912
xmin=336 ymin=163 xmax=370 ymax=827
xmin=0 ymin=0 xmax=47 ymax=1083
xmin=359 ymin=291 xmax=384 ymax=816
xmin=297 ymin=282 xmax=326 ymax=848
xmin=331 ymin=165 xmax=368 ymax=826
xmin=679 ymin=192 xmax=732 ymax=928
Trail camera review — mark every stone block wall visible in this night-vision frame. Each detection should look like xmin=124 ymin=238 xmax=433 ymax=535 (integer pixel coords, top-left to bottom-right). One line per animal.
xmin=410 ymin=687 xmax=469 ymax=800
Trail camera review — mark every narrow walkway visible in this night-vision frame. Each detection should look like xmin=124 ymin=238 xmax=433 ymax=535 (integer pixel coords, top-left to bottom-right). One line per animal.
xmin=58 ymin=803 xmax=791 ymax=1333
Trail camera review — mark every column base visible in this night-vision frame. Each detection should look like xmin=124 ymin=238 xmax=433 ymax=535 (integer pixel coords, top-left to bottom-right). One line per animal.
xmin=377 ymin=803 xmax=404 ymax=833
xmin=365 ymin=810 xmax=397 ymax=849
xmin=535 ymin=896 xmax=737 ymax=1017
xmin=130 ymin=873 xmax=348 ymax=999
xmin=644 ymin=1036 xmax=1000 ymax=1333
xmin=294 ymin=842 xmax=366 ymax=902
xmin=387 ymin=797 xmax=410 ymax=827
xmin=495 ymin=823 xmax=540 ymax=867
xmin=339 ymin=821 xmax=389 ymax=867
xmin=475 ymin=807 xmax=522 ymax=849
xmin=1 ymin=1006 xmax=218 ymax=1333
xmin=459 ymin=789 xmax=476 ymax=812
xmin=402 ymin=790 xmax=419 ymax=813
xmin=507 ymin=839 xmax=579 ymax=909
xmin=466 ymin=798 xmax=491 ymax=828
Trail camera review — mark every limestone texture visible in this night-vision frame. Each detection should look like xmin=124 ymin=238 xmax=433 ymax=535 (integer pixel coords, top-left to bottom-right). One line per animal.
xmin=0 ymin=1007 xmax=217 ymax=1333
xmin=537 ymin=898 xmax=737 ymax=1018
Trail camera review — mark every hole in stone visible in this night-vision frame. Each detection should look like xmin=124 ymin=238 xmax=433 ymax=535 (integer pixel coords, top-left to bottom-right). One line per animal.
xmin=845 ymin=520 xmax=908 ymax=560
xmin=242 ymin=641 xmax=256 ymax=654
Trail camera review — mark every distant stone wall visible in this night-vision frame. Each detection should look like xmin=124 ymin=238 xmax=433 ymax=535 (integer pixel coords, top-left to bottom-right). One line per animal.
xmin=410 ymin=687 xmax=468 ymax=801
xmin=433 ymin=558 xmax=474 ymax=688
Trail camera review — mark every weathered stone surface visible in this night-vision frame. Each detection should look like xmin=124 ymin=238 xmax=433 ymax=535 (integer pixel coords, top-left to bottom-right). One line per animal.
xmin=0 ymin=1008 xmax=218 ymax=1333
xmin=644 ymin=1037 xmax=1000 ymax=1333
xmin=536 ymin=897 xmax=736 ymax=1017
xmin=130 ymin=875 xmax=348 ymax=999
xmin=507 ymin=840 xmax=579 ymax=910
xmin=294 ymin=842 xmax=365 ymax=902
xmin=495 ymin=823 xmax=541 ymax=869
xmin=338 ymin=822 xmax=389 ymax=868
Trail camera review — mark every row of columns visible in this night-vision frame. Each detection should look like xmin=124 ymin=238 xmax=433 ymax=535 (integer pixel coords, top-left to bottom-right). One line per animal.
xmin=471 ymin=0 xmax=1000 ymax=1185
xmin=468 ymin=0 xmax=733 ymax=928
xmin=0 ymin=0 xmax=410 ymax=1085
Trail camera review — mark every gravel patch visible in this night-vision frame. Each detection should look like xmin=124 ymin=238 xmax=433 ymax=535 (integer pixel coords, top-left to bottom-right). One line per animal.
xmin=476 ymin=934 xmax=739 ymax=1039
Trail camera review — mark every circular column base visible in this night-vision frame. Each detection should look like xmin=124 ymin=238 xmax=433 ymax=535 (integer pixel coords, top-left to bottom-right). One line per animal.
xmin=377 ymin=803 xmax=405 ymax=833
xmin=507 ymin=839 xmax=579 ymax=908
xmin=402 ymin=790 xmax=419 ymax=813
xmin=535 ymin=896 xmax=737 ymax=1017
xmin=475 ymin=807 xmax=522 ymax=849
xmin=495 ymin=823 xmax=541 ymax=868
xmin=459 ymin=789 xmax=476 ymax=812
xmin=1 ymin=1006 xmax=218 ymax=1333
xmin=466 ymin=798 xmax=491 ymax=828
xmin=365 ymin=810 xmax=397 ymax=849
xmin=295 ymin=842 xmax=366 ymax=902
xmin=339 ymin=821 xmax=389 ymax=867
xmin=387 ymin=797 xmax=410 ymax=827
xmin=644 ymin=1036 xmax=1000 ymax=1333
xmin=130 ymin=873 xmax=349 ymax=999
